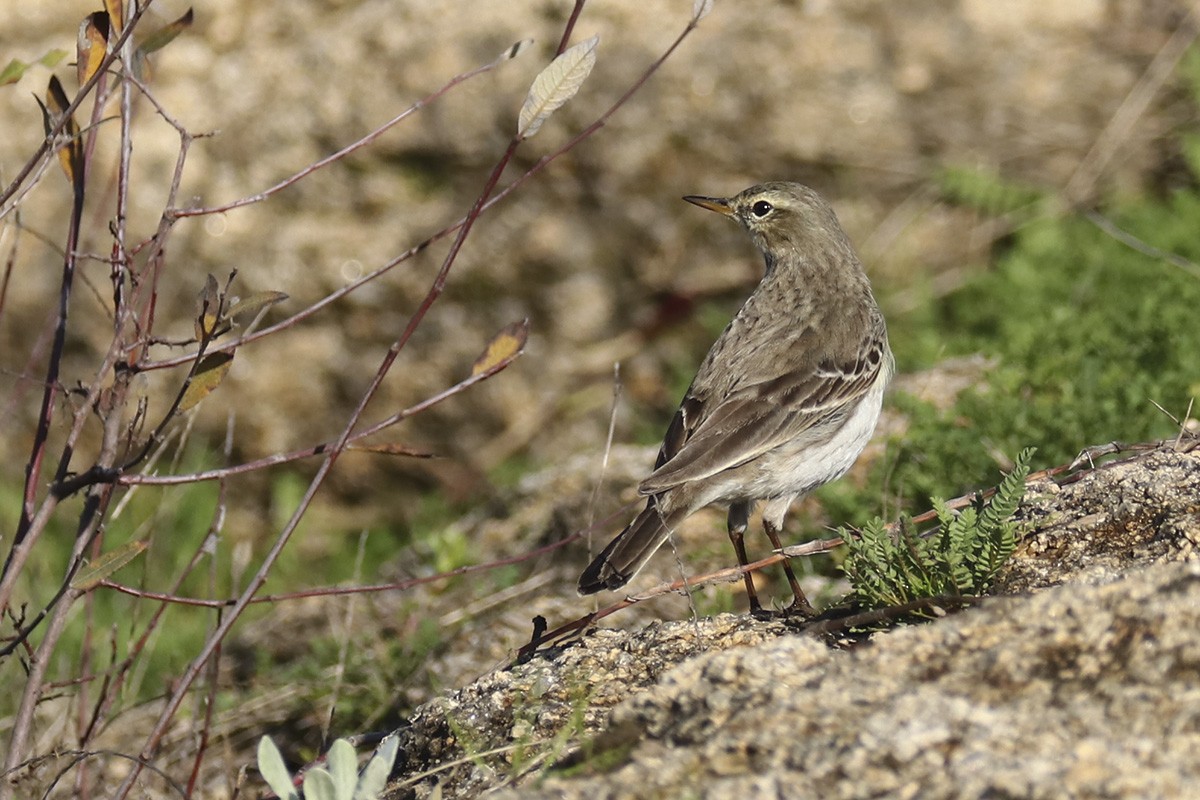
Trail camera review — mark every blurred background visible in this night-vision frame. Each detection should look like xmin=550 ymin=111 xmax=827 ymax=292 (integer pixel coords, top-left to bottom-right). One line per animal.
xmin=3 ymin=0 xmax=1200 ymax=778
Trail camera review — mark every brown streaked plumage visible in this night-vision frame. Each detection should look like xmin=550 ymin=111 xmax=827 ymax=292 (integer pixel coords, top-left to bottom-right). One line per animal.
xmin=578 ymin=182 xmax=893 ymax=614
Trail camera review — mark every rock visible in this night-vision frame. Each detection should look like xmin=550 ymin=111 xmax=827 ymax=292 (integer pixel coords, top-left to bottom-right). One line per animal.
xmin=380 ymin=445 xmax=1200 ymax=799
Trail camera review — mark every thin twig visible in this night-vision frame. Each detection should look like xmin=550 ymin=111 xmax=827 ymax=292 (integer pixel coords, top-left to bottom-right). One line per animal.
xmin=115 ymin=70 xmax=533 ymax=799
xmin=584 ymin=363 xmax=622 ymax=560
xmin=165 ymin=55 xmax=517 ymax=220
xmin=0 ymin=1 xmax=154 ymax=214
xmin=99 ymin=504 xmax=634 ymax=609
xmin=556 ymin=0 xmax=589 ymax=55
xmin=517 ymin=439 xmax=1185 ymax=659
xmin=79 ymin=342 xmax=522 ymax=490
xmin=1063 ymin=7 xmax=1200 ymax=205
xmin=1083 ymin=209 xmax=1200 ymax=280
xmin=137 ymin=16 xmax=704 ymax=373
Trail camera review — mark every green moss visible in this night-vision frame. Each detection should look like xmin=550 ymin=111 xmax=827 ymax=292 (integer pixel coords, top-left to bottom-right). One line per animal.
xmin=879 ymin=187 xmax=1200 ymax=511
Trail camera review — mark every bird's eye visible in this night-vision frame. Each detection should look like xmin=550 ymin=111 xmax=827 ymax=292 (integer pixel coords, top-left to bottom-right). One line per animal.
xmin=751 ymin=200 xmax=774 ymax=218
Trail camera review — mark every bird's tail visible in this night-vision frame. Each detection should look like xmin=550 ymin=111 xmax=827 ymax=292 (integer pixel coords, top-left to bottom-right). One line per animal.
xmin=578 ymin=497 xmax=684 ymax=595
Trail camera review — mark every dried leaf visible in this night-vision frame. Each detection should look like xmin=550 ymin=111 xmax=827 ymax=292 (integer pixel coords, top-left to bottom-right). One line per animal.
xmin=137 ymin=7 xmax=194 ymax=56
xmin=194 ymin=273 xmax=223 ymax=340
xmin=179 ymin=352 xmax=234 ymax=412
xmin=498 ymin=38 xmax=534 ymax=64
xmin=348 ymin=443 xmax=438 ymax=458
xmin=104 ymin=0 xmax=124 ymax=34
xmin=517 ymin=35 xmax=598 ymax=139
xmin=1 ymin=50 xmax=68 ymax=87
xmin=692 ymin=0 xmax=714 ymax=21
xmin=39 ymin=76 xmax=82 ymax=186
xmin=70 ymin=540 xmax=147 ymax=591
xmin=472 ymin=319 xmax=529 ymax=376
xmin=228 ymin=290 xmax=288 ymax=321
xmin=77 ymin=12 xmax=110 ymax=87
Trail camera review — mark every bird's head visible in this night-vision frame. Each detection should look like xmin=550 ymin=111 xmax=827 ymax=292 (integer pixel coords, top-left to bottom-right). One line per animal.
xmin=684 ymin=182 xmax=850 ymax=266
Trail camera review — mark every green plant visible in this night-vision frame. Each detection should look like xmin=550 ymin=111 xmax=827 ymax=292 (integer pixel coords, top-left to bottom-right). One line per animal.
xmin=842 ymin=447 xmax=1033 ymax=610
xmin=258 ymin=735 xmax=399 ymax=800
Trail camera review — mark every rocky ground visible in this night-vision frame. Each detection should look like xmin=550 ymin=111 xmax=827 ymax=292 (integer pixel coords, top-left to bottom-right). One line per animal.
xmin=380 ymin=443 xmax=1200 ymax=799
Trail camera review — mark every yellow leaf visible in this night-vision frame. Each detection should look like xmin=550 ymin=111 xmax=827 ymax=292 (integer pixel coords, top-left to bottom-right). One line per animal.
xmin=472 ymin=319 xmax=529 ymax=376
xmin=77 ymin=12 xmax=110 ymax=87
xmin=179 ymin=352 xmax=234 ymax=412
xmin=71 ymin=540 xmax=147 ymax=591
xmin=40 ymin=76 xmax=82 ymax=187
xmin=194 ymin=273 xmax=223 ymax=341
xmin=104 ymin=0 xmax=124 ymax=34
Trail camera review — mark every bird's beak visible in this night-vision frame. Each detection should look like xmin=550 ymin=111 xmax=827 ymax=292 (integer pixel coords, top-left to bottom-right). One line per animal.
xmin=683 ymin=195 xmax=734 ymax=217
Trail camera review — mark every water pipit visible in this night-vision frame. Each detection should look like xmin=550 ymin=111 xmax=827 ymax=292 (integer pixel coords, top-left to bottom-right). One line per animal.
xmin=578 ymin=182 xmax=893 ymax=614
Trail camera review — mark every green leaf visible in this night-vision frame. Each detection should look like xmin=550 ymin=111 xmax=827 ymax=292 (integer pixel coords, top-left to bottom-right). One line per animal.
xmin=303 ymin=768 xmax=336 ymax=800
xmin=355 ymin=735 xmax=399 ymax=800
xmin=137 ymin=7 xmax=194 ymax=56
xmin=178 ymin=352 xmax=234 ymax=412
xmin=842 ymin=449 xmax=1033 ymax=615
xmin=327 ymin=739 xmax=357 ymax=800
xmin=227 ymin=290 xmax=288 ymax=322
xmin=0 ymin=50 xmax=67 ymax=86
xmin=70 ymin=540 xmax=147 ymax=590
xmin=257 ymin=736 xmax=299 ymax=800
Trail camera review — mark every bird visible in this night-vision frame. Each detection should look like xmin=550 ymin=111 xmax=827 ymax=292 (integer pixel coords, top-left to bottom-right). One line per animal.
xmin=578 ymin=181 xmax=893 ymax=614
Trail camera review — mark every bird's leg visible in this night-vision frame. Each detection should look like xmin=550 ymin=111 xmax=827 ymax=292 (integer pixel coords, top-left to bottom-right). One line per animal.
xmin=762 ymin=496 xmax=815 ymax=616
xmin=727 ymin=501 xmax=761 ymax=614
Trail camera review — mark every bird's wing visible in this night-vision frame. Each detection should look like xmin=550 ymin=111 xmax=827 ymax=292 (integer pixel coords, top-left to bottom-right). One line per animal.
xmin=639 ymin=327 xmax=889 ymax=495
